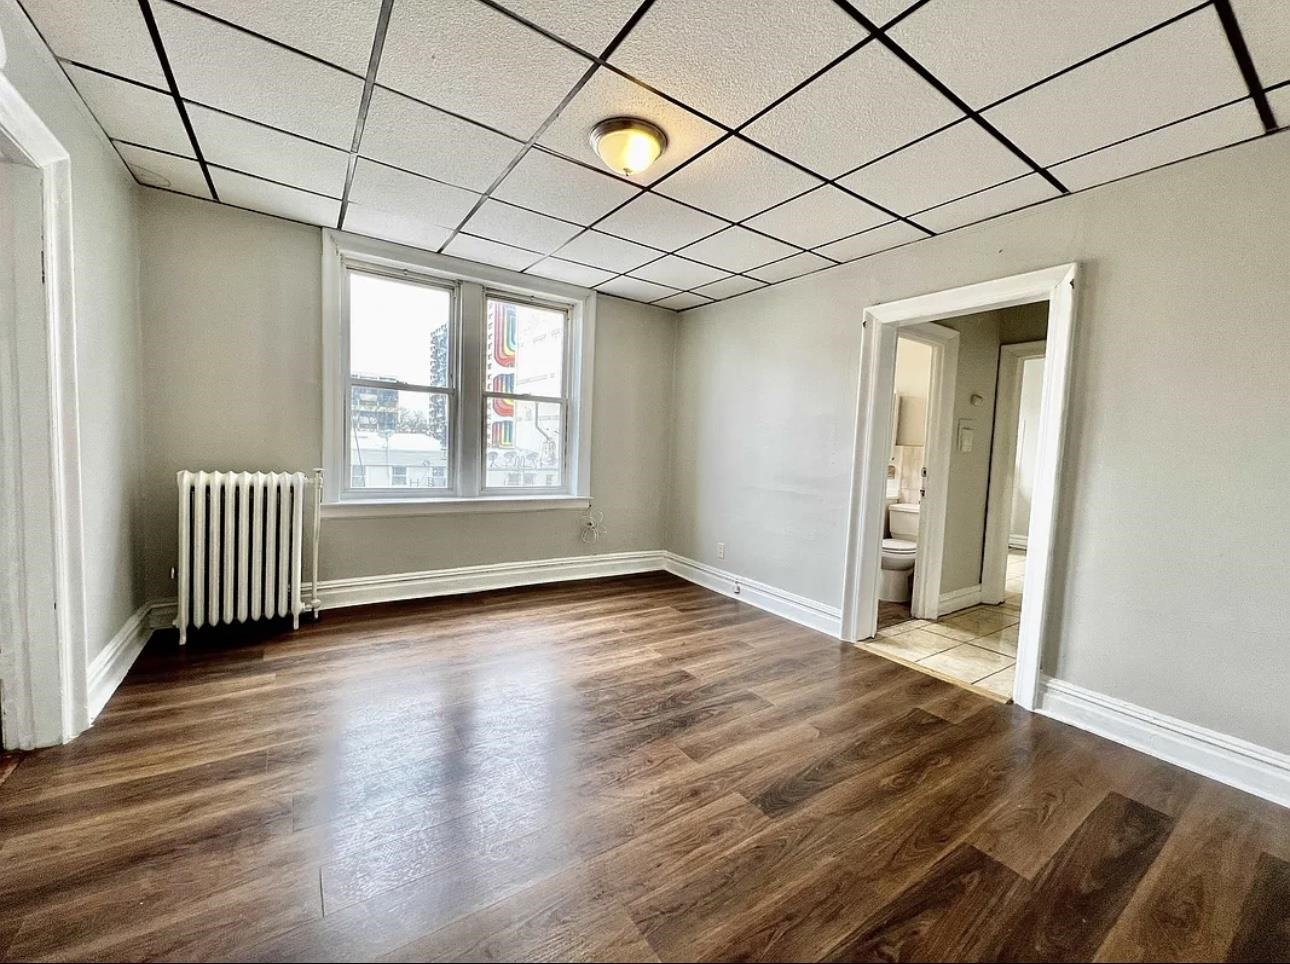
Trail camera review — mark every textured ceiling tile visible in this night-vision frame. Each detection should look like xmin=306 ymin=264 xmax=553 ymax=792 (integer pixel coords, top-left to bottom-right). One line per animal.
xmin=118 ymin=144 xmax=210 ymax=198
xmin=633 ymin=255 xmax=728 ymax=290
xmin=912 ymin=174 xmax=1059 ymax=234
xmin=657 ymin=137 xmax=819 ymax=222
xmin=188 ymin=105 xmax=350 ymax=198
xmin=526 ymin=257 xmax=615 ymax=288
xmin=744 ymin=42 xmax=962 ymax=178
xmin=984 ymin=9 xmax=1248 ymax=167
xmin=679 ymin=226 xmax=797 ymax=273
xmin=596 ymin=276 xmax=678 ymax=303
xmin=747 ymin=251 xmax=832 ymax=283
xmin=813 ymin=220 xmax=925 ymax=260
xmin=211 ymin=169 xmax=341 ymax=226
xmin=595 ymin=193 xmax=727 ymax=250
xmin=840 ymin=0 xmax=920 ymax=28
xmin=540 ymin=69 xmax=724 ymax=186
xmin=744 ymin=185 xmax=890 ymax=248
xmin=890 ymin=0 xmax=1197 ymax=108
xmin=361 ymin=87 xmax=523 ymax=193
xmin=444 ymin=234 xmax=542 ymax=272
xmin=153 ymin=1 xmax=364 ymax=148
xmin=347 ymin=159 xmax=480 ymax=229
xmin=1233 ymin=0 xmax=1290 ymax=88
xmin=839 ymin=119 xmax=1031 ymax=216
xmin=344 ymin=204 xmax=454 ymax=252
xmin=462 ymin=200 xmax=582 ymax=255
xmin=552 ymin=230 xmax=658 ymax=273
xmin=493 ymin=150 xmax=639 ymax=224
xmin=1050 ymin=101 xmax=1265 ymax=192
xmin=65 ymin=64 xmax=193 ymax=156
xmin=490 ymin=0 xmax=643 ymax=54
xmin=693 ymin=275 xmax=766 ymax=299
xmin=179 ymin=0 xmax=383 ymax=74
xmin=610 ymin=0 xmax=867 ymax=127
xmin=656 ymin=291 xmax=714 ymax=310
xmin=1270 ymin=85 xmax=1290 ymax=125
xmin=379 ymin=0 xmax=591 ymax=139
xmin=23 ymin=0 xmax=165 ymax=85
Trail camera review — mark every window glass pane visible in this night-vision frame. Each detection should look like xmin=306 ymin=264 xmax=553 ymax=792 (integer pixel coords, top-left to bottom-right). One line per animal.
xmin=485 ymin=398 xmax=563 ymax=489
xmin=485 ymin=298 xmax=565 ymax=399
xmin=350 ymin=387 xmax=450 ymax=489
xmin=350 ymin=271 xmax=451 ymax=388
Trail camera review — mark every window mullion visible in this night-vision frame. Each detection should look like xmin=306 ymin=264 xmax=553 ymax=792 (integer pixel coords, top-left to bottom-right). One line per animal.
xmin=457 ymin=282 xmax=485 ymax=497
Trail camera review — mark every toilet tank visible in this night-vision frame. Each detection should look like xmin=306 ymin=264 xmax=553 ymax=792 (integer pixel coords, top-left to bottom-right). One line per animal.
xmin=888 ymin=502 xmax=920 ymax=541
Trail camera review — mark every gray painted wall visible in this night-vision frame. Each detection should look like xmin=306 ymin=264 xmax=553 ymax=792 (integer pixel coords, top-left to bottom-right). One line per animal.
xmin=0 ymin=6 xmax=145 ymax=660
xmin=668 ymin=133 xmax=1290 ymax=753
xmin=137 ymin=191 xmax=677 ymax=598
xmin=1011 ymin=357 xmax=1046 ymax=543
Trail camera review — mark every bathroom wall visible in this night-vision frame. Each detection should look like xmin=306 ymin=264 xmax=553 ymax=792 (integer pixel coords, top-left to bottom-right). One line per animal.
xmin=1011 ymin=357 xmax=1046 ymax=544
xmin=892 ymin=337 xmax=932 ymax=503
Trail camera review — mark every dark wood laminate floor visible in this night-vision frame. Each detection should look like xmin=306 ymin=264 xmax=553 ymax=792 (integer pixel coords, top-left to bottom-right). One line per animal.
xmin=1 ymin=572 xmax=1287 ymax=962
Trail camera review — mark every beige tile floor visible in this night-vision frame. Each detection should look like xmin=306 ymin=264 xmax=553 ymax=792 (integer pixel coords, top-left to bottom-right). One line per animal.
xmin=863 ymin=550 xmax=1026 ymax=701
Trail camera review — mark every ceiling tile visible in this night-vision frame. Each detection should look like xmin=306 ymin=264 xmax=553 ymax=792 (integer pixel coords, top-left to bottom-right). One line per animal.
xmin=611 ymin=0 xmax=867 ymax=127
xmin=552 ymin=230 xmax=658 ymax=273
xmin=188 ymin=105 xmax=350 ymax=198
xmin=748 ymin=251 xmax=832 ymax=283
xmin=744 ymin=185 xmax=890 ymax=248
xmin=493 ymin=150 xmax=639 ymax=224
xmin=633 ymin=256 xmax=728 ymax=290
xmin=744 ymin=42 xmax=963 ymax=178
xmin=211 ymin=168 xmax=341 ymax=226
xmin=840 ymin=1 xmax=920 ymax=29
xmin=1050 ymin=101 xmax=1265 ymax=192
xmin=526 ymin=257 xmax=615 ymax=288
xmin=679 ymin=226 xmax=797 ymax=273
xmin=540 ymin=69 xmax=723 ymax=186
xmin=597 ymin=276 xmax=678 ymax=303
xmin=347 ymin=159 xmax=480 ymax=230
xmin=656 ymin=292 xmax=714 ymax=310
xmin=179 ymin=0 xmax=384 ymax=75
xmin=912 ymin=174 xmax=1059 ymax=234
xmin=1233 ymin=0 xmax=1290 ymax=88
xmin=23 ymin=0 xmax=165 ymax=86
xmin=694 ymin=275 xmax=767 ymax=299
xmin=984 ymin=9 xmax=1248 ymax=167
xmin=490 ymin=0 xmax=642 ymax=55
xmin=379 ymin=0 xmax=591 ymax=139
xmin=596 ymin=193 xmax=727 ymax=250
xmin=839 ymin=119 xmax=1032 ymax=216
xmin=1270 ymin=85 xmax=1290 ymax=125
xmin=361 ymin=87 xmax=523 ymax=193
xmin=118 ymin=143 xmax=210 ymax=198
xmin=462 ymin=200 xmax=582 ymax=255
xmin=444 ymin=234 xmax=542 ymax=272
xmin=657 ymin=137 xmax=819 ymax=222
xmin=153 ymin=1 xmax=364 ymax=148
xmin=343 ymin=205 xmax=454 ymax=252
xmin=890 ymin=0 xmax=1198 ymax=108
xmin=64 ymin=64 xmax=193 ymax=156
xmin=814 ymin=220 xmax=925 ymax=260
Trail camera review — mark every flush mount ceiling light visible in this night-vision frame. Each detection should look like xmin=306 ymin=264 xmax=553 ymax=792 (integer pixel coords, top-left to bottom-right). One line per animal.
xmin=590 ymin=117 xmax=668 ymax=177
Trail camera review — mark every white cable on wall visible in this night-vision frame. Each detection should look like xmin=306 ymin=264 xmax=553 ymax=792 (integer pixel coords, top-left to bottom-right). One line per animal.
xmin=580 ymin=502 xmax=606 ymax=544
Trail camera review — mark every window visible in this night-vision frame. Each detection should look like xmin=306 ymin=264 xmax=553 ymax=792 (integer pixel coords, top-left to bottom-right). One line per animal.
xmin=322 ymin=233 xmax=594 ymax=512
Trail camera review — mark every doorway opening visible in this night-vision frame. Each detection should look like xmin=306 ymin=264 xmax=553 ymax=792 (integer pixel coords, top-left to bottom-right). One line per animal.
xmin=841 ymin=265 xmax=1078 ymax=710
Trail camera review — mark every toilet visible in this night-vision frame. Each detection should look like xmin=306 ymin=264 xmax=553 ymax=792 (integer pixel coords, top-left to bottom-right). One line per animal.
xmin=879 ymin=503 xmax=920 ymax=603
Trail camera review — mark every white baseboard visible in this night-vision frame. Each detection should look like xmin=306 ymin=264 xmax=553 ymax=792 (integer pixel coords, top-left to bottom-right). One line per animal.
xmin=1008 ymin=535 xmax=1028 ymax=549
xmin=87 ymin=602 xmax=154 ymax=721
xmin=1037 ymin=676 xmax=1290 ymax=810
xmin=663 ymin=552 xmax=842 ymax=637
xmin=938 ymin=583 xmax=982 ymax=615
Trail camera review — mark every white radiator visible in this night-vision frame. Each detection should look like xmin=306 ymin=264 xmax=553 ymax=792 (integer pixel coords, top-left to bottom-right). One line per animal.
xmin=175 ymin=470 xmax=321 ymax=645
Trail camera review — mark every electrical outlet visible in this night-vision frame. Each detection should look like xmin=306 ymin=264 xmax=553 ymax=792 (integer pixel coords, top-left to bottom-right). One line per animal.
xmin=717 ymin=542 xmax=726 ymax=559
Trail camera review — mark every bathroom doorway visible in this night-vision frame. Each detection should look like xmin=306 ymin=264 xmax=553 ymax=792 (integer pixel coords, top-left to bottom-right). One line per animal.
xmin=841 ymin=265 xmax=1078 ymax=710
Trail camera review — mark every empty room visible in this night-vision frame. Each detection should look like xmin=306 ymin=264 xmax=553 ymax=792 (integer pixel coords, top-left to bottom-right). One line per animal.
xmin=2 ymin=0 xmax=1290 ymax=961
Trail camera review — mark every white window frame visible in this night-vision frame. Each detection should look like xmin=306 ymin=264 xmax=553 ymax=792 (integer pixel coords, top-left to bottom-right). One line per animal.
xmin=321 ymin=230 xmax=596 ymax=517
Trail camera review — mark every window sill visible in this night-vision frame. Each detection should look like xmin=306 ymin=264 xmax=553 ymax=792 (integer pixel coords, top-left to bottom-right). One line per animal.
xmin=321 ymin=495 xmax=591 ymax=518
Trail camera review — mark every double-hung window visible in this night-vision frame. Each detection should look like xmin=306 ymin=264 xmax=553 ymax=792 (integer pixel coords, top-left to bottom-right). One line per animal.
xmin=322 ymin=232 xmax=594 ymax=513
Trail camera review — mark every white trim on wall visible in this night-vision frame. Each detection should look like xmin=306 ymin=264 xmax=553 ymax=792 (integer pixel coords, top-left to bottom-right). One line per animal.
xmin=663 ymin=553 xmax=843 ymax=636
xmin=1037 ymin=677 xmax=1290 ymax=809
xmin=86 ymin=603 xmax=152 ymax=721
xmin=841 ymin=263 xmax=1079 ymax=712
xmin=938 ymin=584 xmax=983 ymax=615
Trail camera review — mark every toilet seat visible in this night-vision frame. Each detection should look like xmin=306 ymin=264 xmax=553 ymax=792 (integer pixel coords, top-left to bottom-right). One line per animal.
xmin=881 ymin=538 xmax=916 ymax=554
